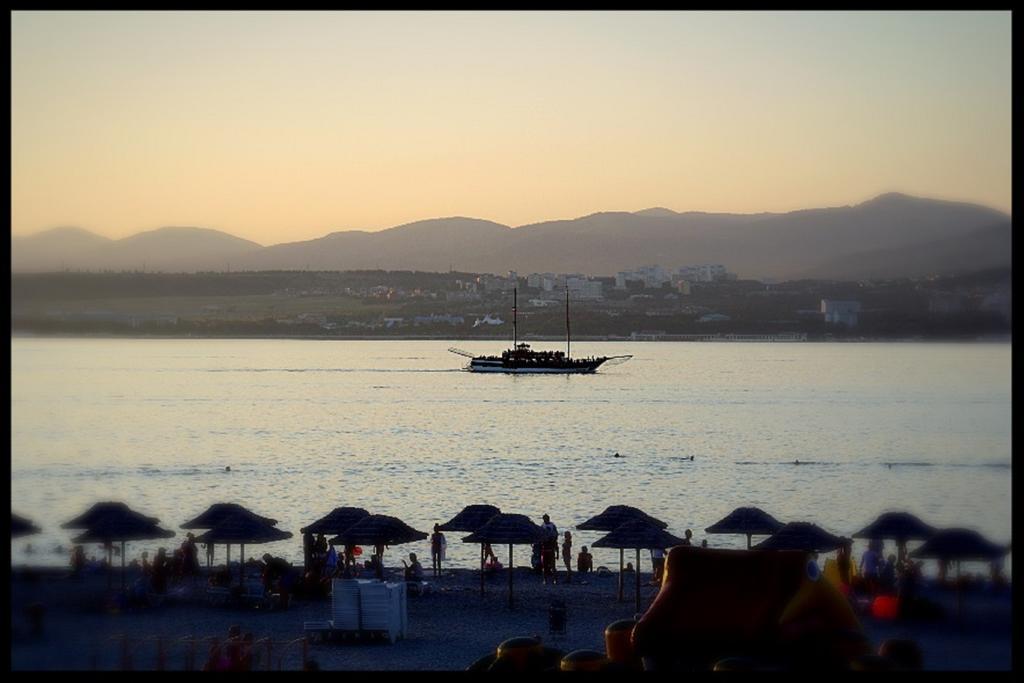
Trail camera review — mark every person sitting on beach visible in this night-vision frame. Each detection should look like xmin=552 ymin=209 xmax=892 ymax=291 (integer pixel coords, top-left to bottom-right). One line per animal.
xmin=577 ymin=546 xmax=594 ymax=575
xmin=484 ymin=543 xmax=497 ymax=565
xmin=624 ymin=562 xmax=635 ymax=573
xmin=403 ymin=552 xmax=425 ymax=582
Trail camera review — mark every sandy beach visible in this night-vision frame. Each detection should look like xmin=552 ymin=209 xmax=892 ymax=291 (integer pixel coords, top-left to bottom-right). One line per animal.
xmin=9 ymin=564 xmax=1012 ymax=671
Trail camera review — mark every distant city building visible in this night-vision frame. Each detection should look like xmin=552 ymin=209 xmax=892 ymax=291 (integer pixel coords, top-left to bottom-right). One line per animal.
xmin=821 ymin=299 xmax=861 ymax=327
xmin=677 ymin=264 xmax=729 ymax=283
xmin=698 ymin=313 xmax=731 ymax=323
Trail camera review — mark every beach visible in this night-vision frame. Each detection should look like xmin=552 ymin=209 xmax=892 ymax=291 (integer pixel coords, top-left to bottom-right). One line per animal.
xmin=10 ymin=565 xmax=1012 ymax=671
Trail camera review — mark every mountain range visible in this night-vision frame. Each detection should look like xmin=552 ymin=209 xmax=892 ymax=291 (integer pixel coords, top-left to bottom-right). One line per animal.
xmin=11 ymin=193 xmax=1011 ymax=281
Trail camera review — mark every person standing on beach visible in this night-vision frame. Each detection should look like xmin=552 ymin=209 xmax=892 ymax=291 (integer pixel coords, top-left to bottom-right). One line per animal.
xmin=562 ymin=531 xmax=573 ymax=584
xmin=430 ymin=524 xmax=446 ymax=577
xmin=540 ymin=514 xmax=559 ymax=585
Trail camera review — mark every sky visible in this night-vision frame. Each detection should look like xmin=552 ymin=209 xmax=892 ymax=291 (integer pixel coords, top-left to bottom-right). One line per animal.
xmin=11 ymin=11 xmax=1012 ymax=245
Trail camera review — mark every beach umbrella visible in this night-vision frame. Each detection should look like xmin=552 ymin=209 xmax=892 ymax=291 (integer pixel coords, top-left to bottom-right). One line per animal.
xmin=753 ymin=522 xmax=846 ymax=554
xmin=181 ymin=502 xmax=278 ymax=529
xmin=301 ymin=507 xmax=370 ymax=570
xmin=592 ymin=520 xmax=686 ymax=613
xmin=462 ymin=513 xmax=546 ymax=609
xmin=62 ymin=502 xmax=167 ymax=588
xmin=61 ymin=501 xmax=160 ymax=529
xmin=71 ymin=512 xmax=175 ymax=589
xmin=329 ymin=514 xmax=428 ymax=581
xmin=853 ymin=511 xmax=936 ymax=563
xmin=182 ymin=503 xmax=279 ymax=568
xmin=12 ymin=512 xmax=41 ymax=539
xmin=438 ymin=505 xmax=501 ymax=597
xmin=910 ymin=528 xmax=1010 ymax=620
xmin=705 ymin=506 xmax=785 ymax=549
xmin=194 ymin=512 xmax=293 ymax=585
xmin=578 ymin=505 xmax=668 ymax=602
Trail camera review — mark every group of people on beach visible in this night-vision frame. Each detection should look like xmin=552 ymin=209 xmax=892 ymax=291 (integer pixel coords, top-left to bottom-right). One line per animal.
xmin=202 ymin=625 xmax=258 ymax=672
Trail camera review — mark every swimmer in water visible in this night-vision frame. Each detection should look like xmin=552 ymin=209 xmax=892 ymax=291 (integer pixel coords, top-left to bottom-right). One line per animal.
xmin=613 ymin=452 xmax=622 ymax=458
xmin=225 ymin=466 xmax=231 ymax=472
xmin=794 ymin=459 xmax=800 ymax=465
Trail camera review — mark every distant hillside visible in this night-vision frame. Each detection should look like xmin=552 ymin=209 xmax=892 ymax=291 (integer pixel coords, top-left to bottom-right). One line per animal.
xmin=13 ymin=226 xmax=262 ymax=272
xmin=11 ymin=194 xmax=1011 ymax=280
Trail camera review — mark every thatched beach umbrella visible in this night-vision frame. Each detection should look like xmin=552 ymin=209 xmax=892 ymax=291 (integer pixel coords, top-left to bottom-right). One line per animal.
xmin=182 ymin=503 xmax=279 ymax=568
xmin=194 ymin=512 xmax=293 ymax=585
xmin=910 ymin=528 xmax=1010 ymax=620
xmin=62 ymin=502 xmax=167 ymax=588
xmin=62 ymin=501 xmax=160 ymax=530
xmin=438 ymin=505 xmax=501 ymax=596
xmin=592 ymin=520 xmax=685 ymax=613
xmin=462 ymin=513 xmax=546 ymax=609
xmin=12 ymin=512 xmax=41 ymax=539
xmin=301 ymin=507 xmax=370 ymax=570
xmin=705 ymin=506 xmax=785 ymax=549
xmin=72 ymin=514 xmax=175 ymax=589
xmin=329 ymin=514 xmax=428 ymax=581
xmin=578 ymin=505 xmax=668 ymax=602
xmin=853 ymin=511 xmax=936 ymax=563
xmin=754 ymin=522 xmax=846 ymax=554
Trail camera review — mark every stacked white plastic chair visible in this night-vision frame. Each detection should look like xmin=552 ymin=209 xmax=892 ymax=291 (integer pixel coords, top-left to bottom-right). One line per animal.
xmin=331 ymin=578 xmax=362 ymax=631
xmin=359 ymin=581 xmax=406 ymax=643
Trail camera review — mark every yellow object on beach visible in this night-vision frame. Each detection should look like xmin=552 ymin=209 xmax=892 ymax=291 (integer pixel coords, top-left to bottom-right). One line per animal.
xmin=496 ymin=636 xmax=543 ymax=671
xmin=822 ymin=557 xmax=857 ymax=588
xmin=560 ymin=649 xmax=609 ymax=672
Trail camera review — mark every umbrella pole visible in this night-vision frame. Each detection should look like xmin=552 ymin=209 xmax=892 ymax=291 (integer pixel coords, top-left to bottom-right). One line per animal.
xmin=618 ymin=549 xmax=624 ymax=602
xmin=240 ymin=543 xmax=245 ymax=586
xmin=508 ymin=544 xmax=514 ymax=610
xmin=227 ymin=544 xmax=231 ymax=579
xmin=480 ymin=545 xmax=485 ymax=597
xmin=107 ymin=545 xmax=113 ymax=589
xmin=747 ymin=533 xmax=752 ymax=550
xmin=635 ymin=548 xmax=641 ymax=614
xmin=121 ymin=541 xmax=127 ymax=590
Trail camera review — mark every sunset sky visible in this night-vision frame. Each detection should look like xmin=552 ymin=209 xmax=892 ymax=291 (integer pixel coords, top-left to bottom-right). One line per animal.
xmin=11 ymin=11 xmax=1011 ymax=245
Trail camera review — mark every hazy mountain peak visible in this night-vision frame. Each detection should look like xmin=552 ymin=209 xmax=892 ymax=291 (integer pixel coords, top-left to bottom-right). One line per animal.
xmin=634 ymin=207 xmax=679 ymax=217
xmin=14 ymin=226 xmax=110 ymax=243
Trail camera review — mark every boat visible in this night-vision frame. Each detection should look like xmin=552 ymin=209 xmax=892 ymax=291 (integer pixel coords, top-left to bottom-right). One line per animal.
xmin=449 ymin=287 xmax=631 ymax=374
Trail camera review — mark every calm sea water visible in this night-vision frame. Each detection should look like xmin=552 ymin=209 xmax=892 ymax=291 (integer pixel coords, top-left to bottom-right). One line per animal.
xmin=10 ymin=338 xmax=1012 ymax=573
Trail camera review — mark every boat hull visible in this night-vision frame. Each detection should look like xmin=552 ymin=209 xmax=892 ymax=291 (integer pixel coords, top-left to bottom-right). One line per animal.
xmin=468 ymin=360 xmax=605 ymax=374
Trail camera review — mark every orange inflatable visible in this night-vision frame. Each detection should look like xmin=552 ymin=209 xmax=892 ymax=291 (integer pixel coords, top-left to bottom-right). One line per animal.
xmin=632 ymin=546 xmax=870 ymax=670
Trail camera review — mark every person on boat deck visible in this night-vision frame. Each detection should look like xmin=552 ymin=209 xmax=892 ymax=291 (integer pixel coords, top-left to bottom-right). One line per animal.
xmin=403 ymin=553 xmax=425 ymax=582
xmin=577 ymin=546 xmax=594 ymax=574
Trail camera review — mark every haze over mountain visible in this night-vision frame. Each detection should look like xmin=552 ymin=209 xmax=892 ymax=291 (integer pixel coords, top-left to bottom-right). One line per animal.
xmin=11 ymin=194 xmax=1011 ymax=281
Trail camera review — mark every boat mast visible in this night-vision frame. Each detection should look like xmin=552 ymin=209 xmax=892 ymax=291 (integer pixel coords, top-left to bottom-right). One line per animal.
xmin=566 ymin=286 xmax=571 ymax=359
xmin=513 ymin=287 xmax=517 ymax=349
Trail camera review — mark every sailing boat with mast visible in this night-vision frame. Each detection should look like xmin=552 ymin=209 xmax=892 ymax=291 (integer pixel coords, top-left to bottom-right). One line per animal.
xmin=449 ymin=287 xmax=631 ymax=374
